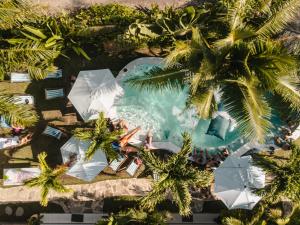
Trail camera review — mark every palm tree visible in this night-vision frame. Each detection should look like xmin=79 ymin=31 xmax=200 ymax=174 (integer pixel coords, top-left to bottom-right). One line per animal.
xmin=127 ymin=0 xmax=300 ymax=143
xmin=0 ymin=94 xmax=37 ymax=127
xmin=139 ymin=132 xmax=213 ymax=216
xmin=97 ymin=209 xmax=168 ymax=225
xmin=74 ymin=112 xmax=123 ymax=161
xmin=253 ymin=145 xmax=300 ymax=203
xmin=0 ymin=0 xmax=60 ymax=80
xmin=24 ymin=152 xmax=71 ymax=206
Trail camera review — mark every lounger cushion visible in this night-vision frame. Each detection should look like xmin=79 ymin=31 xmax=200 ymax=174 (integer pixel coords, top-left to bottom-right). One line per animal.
xmin=206 ymin=115 xmax=230 ymax=140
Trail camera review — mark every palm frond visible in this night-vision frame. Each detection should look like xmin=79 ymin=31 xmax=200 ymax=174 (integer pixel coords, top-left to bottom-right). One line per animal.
xmin=164 ymin=41 xmax=193 ymax=66
xmin=125 ymin=65 xmax=188 ymax=91
xmin=0 ymin=0 xmax=39 ymax=29
xmin=0 ymin=41 xmax=60 ymax=80
xmin=274 ymin=77 xmax=300 ymax=113
xmin=188 ymin=87 xmax=217 ymax=119
xmin=40 ymin=187 xmax=49 ymax=207
xmin=139 ymin=148 xmax=166 ymax=173
xmin=73 ymin=128 xmax=94 ymax=140
xmin=256 ymin=0 xmax=300 ymax=38
xmin=171 ymin=182 xmax=192 ymax=216
xmin=222 ymin=80 xmax=272 ymax=142
xmin=37 ymin=152 xmax=51 ymax=172
xmin=0 ymin=94 xmax=37 ymax=127
xmin=85 ymin=141 xmax=99 ymax=161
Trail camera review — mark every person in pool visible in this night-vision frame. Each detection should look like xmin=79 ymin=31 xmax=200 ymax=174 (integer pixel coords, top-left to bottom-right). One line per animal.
xmin=143 ymin=129 xmax=153 ymax=150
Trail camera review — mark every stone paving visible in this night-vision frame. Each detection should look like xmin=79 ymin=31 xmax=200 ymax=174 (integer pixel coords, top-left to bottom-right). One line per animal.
xmin=0 ymin=178 xmax=152 ymax=212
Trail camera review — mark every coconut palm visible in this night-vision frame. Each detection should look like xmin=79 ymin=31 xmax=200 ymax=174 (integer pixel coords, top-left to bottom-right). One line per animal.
xmin=253 ymin=145 xmax=300 ymax=203
xmin=74 ymin=112 xmax=123 ymax=161
xmin=139 ymin=132 xmax=213 ymax=216
xmin=0 ymin=94 xmax=37 ymax=127
xmin=24 ymin=152 xmax=71 ymax=206
xmin=96 ymin=209 xmax=168 ymax=225
xmin=127 ymin=0 xmax=300 ymax=143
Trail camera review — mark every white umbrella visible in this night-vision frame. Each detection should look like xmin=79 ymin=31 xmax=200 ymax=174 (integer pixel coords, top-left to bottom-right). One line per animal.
xmin=214 ymin=155 xmax=265 ymax=210
xmin=60 ymin=136 xmax=108 ymax=182
xmin=68 ymin=69 xmax=124 ymax=121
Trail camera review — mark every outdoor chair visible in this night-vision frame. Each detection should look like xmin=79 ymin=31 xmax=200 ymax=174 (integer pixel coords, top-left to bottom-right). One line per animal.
xmin=13 ymin=95 xmax=34 ymax=105
xmin=45 ymin=88 xmax=64 ymax=100
xmin=10 ymin=72 xmax=31 ymax=83
xmin=126 ymin=157 xmax=142 ymax=176
xmin=45 ymin=69 xmax=62 ymax=79
xmin=42 ymin=126 xmax=63 ymax=140
xmin=109 ymin=154 xmax=127 ymax=172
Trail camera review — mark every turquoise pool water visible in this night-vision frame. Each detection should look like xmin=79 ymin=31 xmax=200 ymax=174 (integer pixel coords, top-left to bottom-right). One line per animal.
xmin=115 ymin=64 xmax=242 ymax=149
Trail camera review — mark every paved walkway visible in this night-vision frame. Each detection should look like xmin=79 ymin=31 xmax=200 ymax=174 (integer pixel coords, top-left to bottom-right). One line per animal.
xmin=36 ymin=0 xmax=188 ymax=12
xmin=0 ymin=178 xmax=152 ymax=204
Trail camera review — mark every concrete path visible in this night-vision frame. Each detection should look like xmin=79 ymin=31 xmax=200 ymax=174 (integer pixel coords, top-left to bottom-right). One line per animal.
xmin=0 ymin=178 xmax=152 ymax=203
xmin=35 ymin=0 xmax=188 ymax=12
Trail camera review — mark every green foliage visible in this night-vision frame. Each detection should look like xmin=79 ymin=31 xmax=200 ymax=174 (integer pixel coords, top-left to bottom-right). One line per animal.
xmin=0 ymin=94 xmax=37 ymax=127
xmin=25 ymin=152 xmax=71 ymax=206
xmin=139 ymin=133 xmax=213 ymax=216
xmin=221 ymin=201 xmax=296 ymax=225
xmin=96 ymin=209 xmax=168 ymax=225
xmin=254 ymin=145 xmax=300 ymax=203
xmin=127 ymin=0 xmax=300 ymax=143
xmin=74 ymin=112 xmax=123 ymax=161
xmin=0 ymin=0 xmax=40 ymax=29
xmin=74 ymin=4 xmax=143 ymax=27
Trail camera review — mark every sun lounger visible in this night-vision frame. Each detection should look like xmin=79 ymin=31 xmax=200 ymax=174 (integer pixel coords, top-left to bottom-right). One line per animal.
xmin=126 ymin=158 xmax=142 ymax=176
xmin=45 ymin=69 xmax=63 ymax=79
xmin=109 ymin=155 xmax=127 ymax=172
xmin=3 ymin=168 xmax=41 ymax=186
xmin=0 ymin=136 xmax=19 ymax=149
xmin=0 ymin=116 xmax=11 ymax=128
xmin=45 ymin=88 xmax=64 ymax=100
xmin=10 ymin=72 xmax=31 ymax=83
xmin=13 ymin=95 xmax=34 ymax=105
xmin=42 ymin=126 xmax=63 ymax=140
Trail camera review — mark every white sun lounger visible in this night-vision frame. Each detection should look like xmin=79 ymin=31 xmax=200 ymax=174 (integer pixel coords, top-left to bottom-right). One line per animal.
xmin=45 ymin=88 xmax=64 ymax=100
xmin=109 ymin=155 xmax=127 ymax=172
xmin=3 ymin=167 xmax=41 ymax=186
xmin=45 ymin=69 xmax=62 ymax=79
xmin=126 ymin=159 xmax=141 ymax=176
xmin=0 ymin=136 xmax=19 ymax=149
xmin=42 ymin=126 xmax=63 ymax=140
xmin=10 ymin=72 xmax=31 ymax=83
xmin=13 ymin=95 xmax=34 ymax=105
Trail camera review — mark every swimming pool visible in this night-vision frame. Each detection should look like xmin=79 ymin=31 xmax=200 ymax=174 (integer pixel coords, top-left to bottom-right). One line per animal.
xmin=115 ymin=59 xmax=242 ymax=150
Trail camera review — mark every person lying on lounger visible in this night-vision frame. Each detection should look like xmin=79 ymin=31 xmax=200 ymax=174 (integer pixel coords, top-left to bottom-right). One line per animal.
xmin=119 ymin=126 xmax=141 ymax=148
